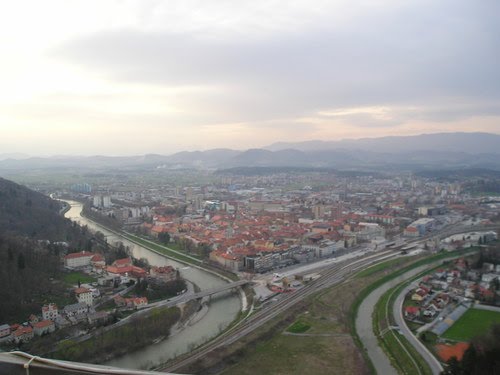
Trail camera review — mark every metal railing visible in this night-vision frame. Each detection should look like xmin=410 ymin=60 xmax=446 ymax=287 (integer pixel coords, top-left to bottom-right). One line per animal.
xmin=0 ymin=352 xmax=181 ymax=375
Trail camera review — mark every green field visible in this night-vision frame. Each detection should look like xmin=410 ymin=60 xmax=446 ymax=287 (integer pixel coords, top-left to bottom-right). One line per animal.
xmin=287 ymin=320 xmax=311 ymax=333
xmin=442 ymin=308 xmax=500 ymax=342
xmin=63 ymin=272 xmax=96 ymax=286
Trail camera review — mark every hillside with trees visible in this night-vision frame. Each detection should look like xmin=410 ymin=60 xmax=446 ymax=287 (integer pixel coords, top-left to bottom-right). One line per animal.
xmin=0 ymin=177 xmax=96 ymax=322
xmin=0 ymin=177 xmax=76 ymax=240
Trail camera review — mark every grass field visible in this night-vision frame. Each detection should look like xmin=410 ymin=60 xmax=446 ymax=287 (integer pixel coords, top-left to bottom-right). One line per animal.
xmin=123 ymin=232 xmax=203 ymax=265
xmin=442 ymin=308 xmax=500 ymax=342
xmin=221 ymin=278 xmax=372 ymax=375
xmin=63 ymin=272 xmax=96 ymax=286
xmin=287 ymin=320 xmax=311 ymax=333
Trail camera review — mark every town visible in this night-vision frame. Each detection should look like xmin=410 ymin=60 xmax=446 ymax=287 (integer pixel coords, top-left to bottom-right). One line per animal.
xmin=0 ymin=249 xmax=184 ymax=348
xmin=62 ymin=170 xmax=499 ymax=275
xmin=1 ymin=168 xmax=499 ymax=373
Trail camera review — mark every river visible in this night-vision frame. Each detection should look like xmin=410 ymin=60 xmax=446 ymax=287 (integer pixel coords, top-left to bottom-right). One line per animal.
xmin=63 ymin=200 xmax=241 ymax=370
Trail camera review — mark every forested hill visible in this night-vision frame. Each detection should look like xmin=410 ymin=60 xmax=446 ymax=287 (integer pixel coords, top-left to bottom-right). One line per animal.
xmin=0 ymin=177 xmax=95 ymax=323
xmin=0 ymin=177 xmax=69 ymax=240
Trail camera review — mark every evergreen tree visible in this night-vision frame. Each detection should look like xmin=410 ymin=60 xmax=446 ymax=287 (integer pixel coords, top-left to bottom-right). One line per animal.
xmin=17 ymin=253 xmax=25 ymax=270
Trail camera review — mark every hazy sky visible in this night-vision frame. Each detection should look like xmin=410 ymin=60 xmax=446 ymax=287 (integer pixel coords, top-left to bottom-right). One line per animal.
xmin=1 ymin=0 xmax=499 ymax=156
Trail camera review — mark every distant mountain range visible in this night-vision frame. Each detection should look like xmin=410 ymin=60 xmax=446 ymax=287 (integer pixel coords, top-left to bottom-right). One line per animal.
xmin=264 ymin=132 xmax=500 ymax=154
xmin=0 ymin=132 xmax=499 ymax=173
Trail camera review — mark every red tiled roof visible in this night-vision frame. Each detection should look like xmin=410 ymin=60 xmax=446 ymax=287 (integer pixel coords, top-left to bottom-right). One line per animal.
xmin=151 ymin=265 xmax=175 ymax=274
xmin=14 ymin=326 xmax=32 ymax=336
xmin=113 ymin=258 xmax=132 ymax=266
xmin=74 ymin=287 xmax=91 ymax=295
xmin=33 ymin=320 xmax=54 ymax=329
xmin=405 ymin=306 xmax=420 ymax=315
xmin=91 ymin=254 xmax=104 ymax=262
xmin=64 ymin=251 xmax=94 ymax=259
xmin=42 ymin=304 xmax=58 ymax=312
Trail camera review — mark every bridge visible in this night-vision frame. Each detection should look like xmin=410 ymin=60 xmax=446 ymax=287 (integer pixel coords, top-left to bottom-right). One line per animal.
xmin=151 ymin=279 xmax=251 ymax=309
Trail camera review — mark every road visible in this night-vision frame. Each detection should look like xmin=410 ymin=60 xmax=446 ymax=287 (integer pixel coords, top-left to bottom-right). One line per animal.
xmin=356 ymin=264 xmax=438 ymax=375
xmin=394 ymin=283 xmax=444 ymax=375
xmin=159 ymin=249 xmax=401 ymax=373
xmin=160 ymin=223 xmax=499 ymax=373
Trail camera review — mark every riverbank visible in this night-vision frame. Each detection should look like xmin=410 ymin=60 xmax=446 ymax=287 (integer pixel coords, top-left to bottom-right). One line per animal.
xmin=74 ymin=199 xmax=248 ymax=309
xmin=76 ymin=199 xmax=240 ymax=283
xmin=62 ymin=199 xmax=243 ymax=370
xmin=51 ymin=305 xmax=182 ymax=364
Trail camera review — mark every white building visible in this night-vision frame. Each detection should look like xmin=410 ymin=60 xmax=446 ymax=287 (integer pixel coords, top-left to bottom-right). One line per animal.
xmin=0 ymin=324 xmax=10 ymax=342
xmin=33 ymin=320 xmax=55 ymax=336
xmin=64 ymin=251 xmax=95 ymax=268
xmin=74 ymin=287 xmax=94 ymax=306
xmin=42 ymin=303 xmax=59 ymax=321
xmin=102 ymin=195 xmax=112 ymax=208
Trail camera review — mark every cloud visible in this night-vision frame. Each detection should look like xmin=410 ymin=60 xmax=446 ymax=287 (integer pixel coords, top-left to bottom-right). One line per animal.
xmin=2 ymin=0 xmax=500 ymax=155
xmin=51 ymin=0 xmax=500 ymax=127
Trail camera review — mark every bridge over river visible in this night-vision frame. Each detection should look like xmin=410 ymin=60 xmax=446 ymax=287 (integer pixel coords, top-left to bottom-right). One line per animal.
xmin=149 ymin=279 xmax=251 ymax=309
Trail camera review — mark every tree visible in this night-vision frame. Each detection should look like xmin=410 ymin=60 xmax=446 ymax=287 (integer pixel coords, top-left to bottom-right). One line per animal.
xmin=158 ymin=232 xmax=170 ymax=244
xmin=443 ymin=357 xmax=460 ymax=375
xmin=17 ymin=253 xmax=25 ymax=270
xmin=443 ymin=324 xmax=500 ymax=375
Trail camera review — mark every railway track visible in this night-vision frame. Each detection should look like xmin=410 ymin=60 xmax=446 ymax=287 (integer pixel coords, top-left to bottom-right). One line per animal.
xmin=159 ymin=249 xmax=399 ymax=373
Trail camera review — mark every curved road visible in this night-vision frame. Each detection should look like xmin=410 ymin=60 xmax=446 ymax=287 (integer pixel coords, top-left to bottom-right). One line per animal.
xmin=394 ymin=284 xmax=444 ymax=375
xmin=355 ymin=266 xmax=437 ymax=375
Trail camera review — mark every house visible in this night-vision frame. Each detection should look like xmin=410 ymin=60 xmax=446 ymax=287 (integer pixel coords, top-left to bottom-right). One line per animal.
xmin=404 ymin=306 xmax=420 ymax=319
xmin=121 ymin=297 xmax=148 ymax=309
xmin=112 ymin=258 xmax=133 ymax=268
xmin=74 ymin=287 xmax=94 ymax=306
xmin=54 ymin=316 xmax=71 ymax=329
xmin=64 ymin=251 xmax=95 ymax=268
xmin=113 ymin=295 xmax=126 ymax=307
xmin=13 ymin=326 xmax=33 ymax=344
xmin=149 ymin=266 xmax=177 ymax=284
xmin=412 ymin=293 xmax=424 ymax=302
xmin=42 ymin=303 xmax=59 ymax=321
xmin=87 ymin=311 xmax=110 ymax=326
xmin=106 ymin=265 xmax=148 ymax=279
xmin=423 ymin=308 xmax=437 ymax=318
xmin=69 ymin=313 xmax=88 ymax=324
xmin=90 ymin=254 xmax=106 ymax=273
xmin=97 ymin=275 xmax=116 ymax=287
xmin=411 ymin=286 xmax=430 ymax=302
xmin=481 ymin=273 xmax=498 ymax=284
xmin=33 ymin=320 xmax=55 ymax=336
xmin=63 ymin=302 xmax=89 ymax=317
xmin=209 ymin=250 xmax=243 ymax=271
xmin=131 ymin=297 xmax=148 ymax=309
xmin=28 ymin=314 xmax=39 ymax=325
xmin=0 ymin=324 xmax=11 ymax=342
xmin=404 ymin=226 xmax=420 ymax=237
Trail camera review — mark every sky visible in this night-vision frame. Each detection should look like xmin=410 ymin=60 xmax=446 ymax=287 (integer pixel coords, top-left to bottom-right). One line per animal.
xmin=1 ymin=0 xmax=499 ymax=156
